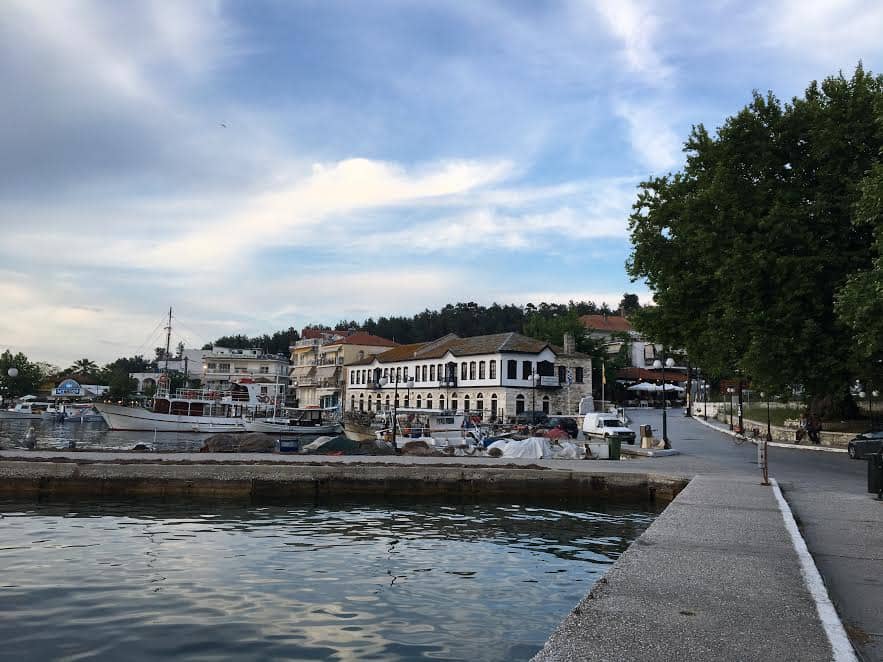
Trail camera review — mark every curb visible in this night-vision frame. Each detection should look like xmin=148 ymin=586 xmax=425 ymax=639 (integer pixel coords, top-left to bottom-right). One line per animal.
xmin=770 ymin=478 xmax=858 ymax=661
xmin=691 ymin=416 xmax=847 ymax=453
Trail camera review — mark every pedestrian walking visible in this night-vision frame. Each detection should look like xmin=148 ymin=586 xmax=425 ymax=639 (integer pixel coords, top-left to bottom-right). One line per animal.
xmin=795 ymin=412 xmax=807 ymax=444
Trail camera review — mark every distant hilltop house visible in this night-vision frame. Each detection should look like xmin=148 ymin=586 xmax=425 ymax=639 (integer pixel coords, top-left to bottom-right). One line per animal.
xmin=290 ymin=328 xmax=398 ymax=409
xmin=345 ymin=331 xmax=592 ymax=420
xmin=580 ymin=313 xmax=682 ymax=371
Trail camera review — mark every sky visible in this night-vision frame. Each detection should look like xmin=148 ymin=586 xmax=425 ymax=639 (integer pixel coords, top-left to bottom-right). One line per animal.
xmin=2 ymin=0 xmax=883 ymax=367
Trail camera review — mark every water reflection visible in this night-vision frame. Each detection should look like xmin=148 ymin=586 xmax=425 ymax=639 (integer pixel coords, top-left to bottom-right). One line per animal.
xmin=0 ymin=497 xmax=657 ymax=661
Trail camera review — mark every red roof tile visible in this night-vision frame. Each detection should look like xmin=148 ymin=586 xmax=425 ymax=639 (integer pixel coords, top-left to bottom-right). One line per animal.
xmin=324 ymin=332 xmax=398 ymax=348
xmin=580 ymin=315 xmax=633 ymax=333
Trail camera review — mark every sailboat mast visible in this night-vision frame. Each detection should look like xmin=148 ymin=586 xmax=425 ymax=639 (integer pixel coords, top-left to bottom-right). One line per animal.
xmin=163 ymin=307 xmax=172 ymax=373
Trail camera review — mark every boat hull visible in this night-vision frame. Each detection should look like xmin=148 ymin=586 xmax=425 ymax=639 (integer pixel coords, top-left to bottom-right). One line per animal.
xmin=0 ymin=411 xmax=43 ymax=420
xmin=94 ymin=403 xmax=247 ymax=433
xmin=246 ymin=420 xmax=342 ymax=435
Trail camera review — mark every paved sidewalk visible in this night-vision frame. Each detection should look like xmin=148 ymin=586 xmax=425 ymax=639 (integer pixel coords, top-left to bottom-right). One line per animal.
xmin=534 ymin=475 xmax=838 ymax=661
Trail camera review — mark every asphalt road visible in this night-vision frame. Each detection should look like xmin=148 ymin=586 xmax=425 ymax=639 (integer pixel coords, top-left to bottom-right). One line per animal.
xmin=628 ymin=408 xmax=881 ymax=661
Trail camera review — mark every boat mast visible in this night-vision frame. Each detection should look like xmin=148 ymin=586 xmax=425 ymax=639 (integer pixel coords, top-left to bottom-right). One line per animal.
xmin=163 ymin=307 xmax=172 ymax=374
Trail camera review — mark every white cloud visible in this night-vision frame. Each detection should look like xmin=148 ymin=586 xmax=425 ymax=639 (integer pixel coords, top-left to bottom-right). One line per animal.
xmin=593 ymin=0 xmax=672 ymax=82
xmin=613 ymin=100 xmax=682 ymax=172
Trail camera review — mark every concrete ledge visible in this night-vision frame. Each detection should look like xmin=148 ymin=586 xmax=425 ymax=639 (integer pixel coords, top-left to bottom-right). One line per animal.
xmin=621 ymin=447 xmax=682 ymax=458
xmin=533 ymin=475 xmax=836 ymax=661
xmin=0 ymin=459 xmax=688 ymax=503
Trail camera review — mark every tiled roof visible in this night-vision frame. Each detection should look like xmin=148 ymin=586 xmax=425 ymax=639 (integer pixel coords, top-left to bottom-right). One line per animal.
xmin=350 ymin=332 xmax=556 ymax=364
xmin=324 ymin=332 xmax=398 ymax=348
xmin=580 ymin=314 xmax=633 ymax=333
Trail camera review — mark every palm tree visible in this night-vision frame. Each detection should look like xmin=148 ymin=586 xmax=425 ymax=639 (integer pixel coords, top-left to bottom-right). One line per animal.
xmin=68 ymin=358 xmax=98 ymax=376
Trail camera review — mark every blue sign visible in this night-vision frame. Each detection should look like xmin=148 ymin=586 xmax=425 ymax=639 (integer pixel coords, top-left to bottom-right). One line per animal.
xmin=54 ymin=379 xmax=82 ymax=396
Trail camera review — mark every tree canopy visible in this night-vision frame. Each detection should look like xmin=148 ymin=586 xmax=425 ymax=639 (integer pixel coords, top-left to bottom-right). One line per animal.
xmin=627 ymin=64 xmax=883 ymax=414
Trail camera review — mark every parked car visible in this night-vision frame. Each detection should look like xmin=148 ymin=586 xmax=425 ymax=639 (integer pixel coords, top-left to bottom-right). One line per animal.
xmin=847 ymin=430 xmax=883 ymax=459
xmin=546 ymin=416 xmax=579 ymax=439
xmin=513 ymin=410 xmax=548 ymax=425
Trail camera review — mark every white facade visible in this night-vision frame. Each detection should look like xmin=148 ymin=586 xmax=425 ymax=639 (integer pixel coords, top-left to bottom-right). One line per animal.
xmin=202 ymin=346 xmax=290 ymax=392
xmin=345 ymin=344 xmax=591 ymax=420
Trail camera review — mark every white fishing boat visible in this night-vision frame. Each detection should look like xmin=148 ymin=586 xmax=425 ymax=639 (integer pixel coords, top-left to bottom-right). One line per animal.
xmin=245 ymin=407 xmax=342 ymax=435
xmin=95 ymin=379 xmax=275 ymax=432
xmin=0 ymin=400 xmax=52 ymax=420
xmin=61 ymin=404 xmax=105 ymax=423
xmin=376 ymin=408 xmax=486 ymax=448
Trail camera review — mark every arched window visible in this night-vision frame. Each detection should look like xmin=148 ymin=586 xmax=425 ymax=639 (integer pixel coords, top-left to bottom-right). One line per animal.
xmin=490 ymin=394 xmax=498 ymax=419
xmin=469 ymin=361 xmax=476 ymax=380
xmin=479 ymin=361 xmax=486 ymax=379
xmin=476 ymin=393 xmax=484 ymax=412
xmin=359 ymin=393 xmax=364 ymax=411
xmin=417 ymin=394 xmax=422 ymax=408
xmin=395 ymin=394 xmax=400 ymax=409
xmin=385 ymin=395 xmax=391 ymax=410
xmin=542 ymin=395 xmax=550 ymax=414
xmin=439 ymin=395 xmax=445 ymax=410
xmin=516 ymin=394 xmax=525 ymax=414
xmin=351 ymin=395 xmax=355 ymax=410
xmin=464 ymin=395 xmax=470 ymax=411
xmin=404 ymin=394 xmax=409 ymax=407
xmin=358 ymin=350 xmax=365 ymax=360
xmin=427 ymin=395 xmax=433 ymax=409
xmin=461 ymin=363 xmax=468 ymax=380
xmin=451 ymin=394 xmax=458 ymax=411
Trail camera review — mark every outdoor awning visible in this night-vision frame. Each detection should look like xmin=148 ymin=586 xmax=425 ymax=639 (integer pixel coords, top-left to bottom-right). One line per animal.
xmin=292 ymin=365 xmax=316 ymax=378
xmin=627 ymin=382 xmax=663 ymax=392
xmin=315 ymin=365 xmax=340 ymax=379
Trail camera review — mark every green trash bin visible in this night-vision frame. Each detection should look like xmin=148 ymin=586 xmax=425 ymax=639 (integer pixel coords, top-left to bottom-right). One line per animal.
xmin=607 ymin=436 xmax=622 ymax=460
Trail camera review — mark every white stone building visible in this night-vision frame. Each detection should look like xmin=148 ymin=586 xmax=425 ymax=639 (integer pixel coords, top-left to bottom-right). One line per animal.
xmin=201 ymin=346 xmax=290 ymax=396
xmin=345 ymin=332 xmax=592 ymax=420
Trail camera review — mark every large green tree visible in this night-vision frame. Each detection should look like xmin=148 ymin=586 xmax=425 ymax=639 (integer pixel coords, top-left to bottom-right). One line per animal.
xmin=837 ymin=161 xmax=883 ymax=388
xmin=0 ymin=350 xmax=44 ymax=400
xmin=627 ymin=65 xmax=883 ymax=415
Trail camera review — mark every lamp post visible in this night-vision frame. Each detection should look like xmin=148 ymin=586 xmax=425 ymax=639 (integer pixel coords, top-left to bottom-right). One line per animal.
xmin=685 ymin=362 xmax=693 ymax=418
xmin=380 ymin=373 xmax=407 ymax=453
xmin=737 ymin=372 xmax=744 ymax=434
xmin=761 ymin=391 xmax=772 ymax=441
xmin=727 ymin=387 xmax=734 ymax=430
xmin=652 ymin=352 xmax=675 ymax=448
xmin=528 ymin=372 xmax=540 ymax=428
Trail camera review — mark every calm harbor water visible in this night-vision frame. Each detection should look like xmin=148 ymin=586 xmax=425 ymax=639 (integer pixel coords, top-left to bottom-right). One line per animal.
xmin=0 ymin=497 xmax=658 ymax=661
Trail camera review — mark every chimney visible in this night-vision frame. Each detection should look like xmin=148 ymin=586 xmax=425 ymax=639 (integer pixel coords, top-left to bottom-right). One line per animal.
xmin=563 ymin=332 xmax=575 ymax=354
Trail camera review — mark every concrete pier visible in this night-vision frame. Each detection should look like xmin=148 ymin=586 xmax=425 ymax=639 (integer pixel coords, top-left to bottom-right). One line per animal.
xmin=533 ymin=475 xmax=837 ymax=661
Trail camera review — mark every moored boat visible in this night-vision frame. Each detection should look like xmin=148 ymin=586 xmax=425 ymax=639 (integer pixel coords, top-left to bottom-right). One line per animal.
xmin=95 ymin=379 xmax=275 ymax=432
xmin=0 ymin=400 xmax=52 ymax=420
xmin=245 ymin=407 xmax=342 ymax=435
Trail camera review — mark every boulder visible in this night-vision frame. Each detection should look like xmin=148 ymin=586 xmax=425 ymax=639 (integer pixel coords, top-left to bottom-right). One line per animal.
xmin=401 ymin=440 xmax=434 ymax=456
xmin=200 ymin=432 xmax=275 ymax=453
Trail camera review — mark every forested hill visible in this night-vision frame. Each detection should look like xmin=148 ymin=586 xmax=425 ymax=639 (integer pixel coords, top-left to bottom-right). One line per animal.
xmin=203 ymin=298 xmax=636 ymax=354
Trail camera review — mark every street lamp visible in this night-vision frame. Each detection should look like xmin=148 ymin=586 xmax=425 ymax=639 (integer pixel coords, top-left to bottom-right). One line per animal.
xmin=761 ymin=391 xmax=772 ymax=441
xmin=727 ymin=387 xmax=735 ymax=430
xmin=652 ymin=353 xmax=675 ymax=448
xmin=528 ymin=372 xmax=540 ymax=427
xmin=379 ymin=373 xmax=411 ymax=454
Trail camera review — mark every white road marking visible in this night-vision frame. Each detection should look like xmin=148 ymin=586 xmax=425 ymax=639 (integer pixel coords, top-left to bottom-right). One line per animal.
xmin=770 ymin=478 xmax=858 ymax=662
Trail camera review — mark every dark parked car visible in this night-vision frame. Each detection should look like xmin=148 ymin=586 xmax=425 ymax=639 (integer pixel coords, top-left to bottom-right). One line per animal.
xmin=847 ymin=431 xmax=883 ymax=459
xmin=547 ymin=416 xmax=579 ymax=439
xmin=513 ymin=410 xmax=548 ymax=425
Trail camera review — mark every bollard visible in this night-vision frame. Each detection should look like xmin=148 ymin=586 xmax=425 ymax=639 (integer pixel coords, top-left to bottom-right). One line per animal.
xmin=868 ymin=452 xmax=883 ymax=500
xmin=758 ymin=439 xmax=769 ymax=486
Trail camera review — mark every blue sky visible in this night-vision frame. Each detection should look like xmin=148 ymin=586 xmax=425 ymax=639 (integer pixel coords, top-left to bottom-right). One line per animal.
xmin=2 ymin=0 xmax=883 ymax=366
